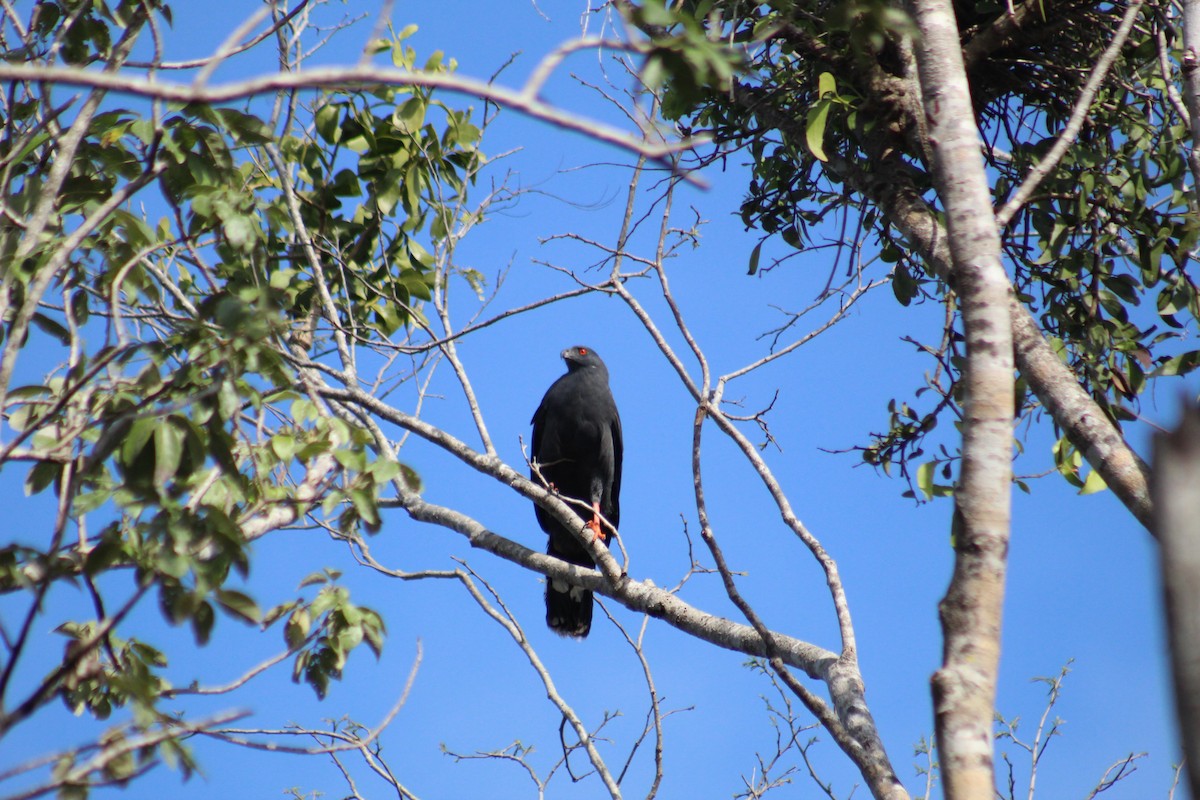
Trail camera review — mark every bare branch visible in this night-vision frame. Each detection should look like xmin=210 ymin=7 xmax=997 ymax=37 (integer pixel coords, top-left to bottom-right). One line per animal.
xmin=447 ymin=563 xmax=622 ymax=798
xmin=0 ymin=711 xmax=248 ymax=800
xmin=207 ymin=641 xmax=422 ymax=759
xmin=1082 ymin=752 xmax=1147 ymax=800
xmin=0 ymin=62 xmax=707 ymax=164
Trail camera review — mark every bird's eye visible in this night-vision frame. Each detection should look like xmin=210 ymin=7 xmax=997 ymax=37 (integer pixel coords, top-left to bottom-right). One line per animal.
xmin=578 ymin=347 xmax=588 ymax=355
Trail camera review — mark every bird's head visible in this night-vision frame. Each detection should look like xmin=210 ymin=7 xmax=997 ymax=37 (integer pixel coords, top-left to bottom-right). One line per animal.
xmin=561 ymin=345 xmax=606 ymax=373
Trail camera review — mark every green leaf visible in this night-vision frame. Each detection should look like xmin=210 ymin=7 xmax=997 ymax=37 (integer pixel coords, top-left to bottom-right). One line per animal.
xmin=310 ymin=585 xmax=347 ymax=617
xmin=25 ymin=460 xmax=61 ymax=496
xmin=748 ymin=240 xmax=763 ymax=276
xmin=376 ymin=173 xmax=405 ymax=216
xmin=805 ymin=99 xmax=831 ymax=162
xmin=213 ymin=107 xmax=273 ymax=144
xmin=216 ymin=589 xmax=262 ymax=624
xmin=154 ymin=420 xmax=185 ymax=485
xmin=299 ymin=569 xmax=337 ymax=589
xmin=314 ymin=103 xmax=341 ymax=143
xmin=399 ymin=463 xmax=423 ymax=493
xmin=270 ymin=433 xmax=297 ymax=461
xmin=1152 ymin=350 xmax=1200 ymax=377
xmin=285 ymin=608 xmax=311 ymax=649
xmin=1052 ymin=435 xmax=1084 ymax=488
xmin=31 ymin=312 xmax=70 ymax=345
xmin=263 ymin=600 xmax=299 ymax=627
xmin=359 ymin=457 xmax=396 ymax=484
xmin=349 ymin=488 xmax=381 ymax=531
xmin=85 ymin=534 xmax=126 ymax=575
xmin=223 ymin=215 xmax=256 ymax=251
xmin=191 ymin=601 xmax=215 ymax=645
xmin=817 ymin=71 xmax=836 ymax=98
xmin=1079 ymin=468 xmax=1108 ymax=496
xmin=336 ymin=624 xmax=364 ymax=653
xmin=334 ymin=446 xmax=367 ymax=472
xmin=362 ymin=610 xmax=386 ymax=657
xmin=394 ymin=97 xmax=426 ymax=135
xmin=121 ymin=417 xmax=156 ymax=472
xmin=916 ymin=460 xmax=935 ymax=501
xmin=642 ymin=54 xmax=665 ymax=94
xmin=891 ymin=263 xmax=917 ymax=306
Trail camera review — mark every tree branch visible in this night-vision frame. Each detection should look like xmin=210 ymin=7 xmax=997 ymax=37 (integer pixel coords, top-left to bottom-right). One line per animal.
xmin=1153 ymin=404 xmax=1200 ymax=799
xmin=909 ymin=0 xmax=1015 ymax=796
xmin=0 ymin=62 xmax=707 ymax=165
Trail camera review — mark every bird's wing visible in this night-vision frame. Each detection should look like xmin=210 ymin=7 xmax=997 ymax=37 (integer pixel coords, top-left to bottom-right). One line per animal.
xmin=530 ymin=396 xmax=548 ymax=462
xmin=532 ymin=393 xmax=554 ymax=465
xmin=609 ymin=405 xmax=623 ymax=521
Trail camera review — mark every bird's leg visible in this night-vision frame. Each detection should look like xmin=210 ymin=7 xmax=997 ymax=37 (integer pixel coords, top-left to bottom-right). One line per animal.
xmin=586 ymin=500 xmax=604 ymax=541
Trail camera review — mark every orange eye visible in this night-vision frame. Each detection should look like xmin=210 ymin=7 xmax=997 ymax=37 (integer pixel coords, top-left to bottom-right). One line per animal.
xmin=578 ymin=347 xmax=588 ymax=355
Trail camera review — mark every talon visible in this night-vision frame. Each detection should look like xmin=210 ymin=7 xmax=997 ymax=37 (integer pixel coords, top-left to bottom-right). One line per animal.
xmin=588 ymin=500 xmax=606 ymax=541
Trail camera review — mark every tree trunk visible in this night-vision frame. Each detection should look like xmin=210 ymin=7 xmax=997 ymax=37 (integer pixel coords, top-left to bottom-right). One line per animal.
xmin=908 ymin=0 xmax=1015 ymax=796
xmin=1154 ymin=404 xmax=1200 ymax=799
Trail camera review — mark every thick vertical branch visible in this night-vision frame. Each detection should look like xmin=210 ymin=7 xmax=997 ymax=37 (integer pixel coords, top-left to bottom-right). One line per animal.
xmin=1153 ymin=404 xmax=1200 ymax=800
xmin=908 ymin=0 xmax=1015 ymax=797
xmin=1183 ymin=0 xmax=1200 ymax=190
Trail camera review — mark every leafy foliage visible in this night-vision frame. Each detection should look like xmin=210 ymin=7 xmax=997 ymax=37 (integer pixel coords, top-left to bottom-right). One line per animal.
xmin=0 ymin=0 xmax=1181 ymax=797
xmin=0 ymin=2 xmax=481 ymax=790
xmin=628 ymin=0 xmax=1200 ymax=496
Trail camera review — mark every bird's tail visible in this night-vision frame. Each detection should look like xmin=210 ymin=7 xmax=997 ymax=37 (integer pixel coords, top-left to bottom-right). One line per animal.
xmin=546 ymin=578 xmax=593 ymax=638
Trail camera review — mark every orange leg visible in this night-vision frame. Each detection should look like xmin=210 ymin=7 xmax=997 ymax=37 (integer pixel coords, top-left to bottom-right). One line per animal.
xmin=586 ymin=501 xmax=604 ymax=541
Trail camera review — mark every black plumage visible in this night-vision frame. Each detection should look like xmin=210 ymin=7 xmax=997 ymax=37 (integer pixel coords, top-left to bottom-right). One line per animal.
xmin=530 ymin=345 xmax=623 ymax=638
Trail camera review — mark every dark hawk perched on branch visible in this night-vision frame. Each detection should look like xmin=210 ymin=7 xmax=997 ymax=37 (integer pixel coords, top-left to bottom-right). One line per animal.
xmin=530 ymin=345 xmax=623 ymax=638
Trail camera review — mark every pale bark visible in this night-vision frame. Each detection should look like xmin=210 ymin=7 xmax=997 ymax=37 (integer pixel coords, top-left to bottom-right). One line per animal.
xmin=0 ymin=61 xmax=696 ymax=163
xmin=1183 ymin=0 xmax=1200 ymax=192
xmin=1153 ymin=405 xmax=1200 ymax=799
xmin=1010 ymin=310 xmax=1152 ymax=528
xmin=1160 ymin=26 xmax=1200 ymax=791
xmin=908 ymin=0 xmax=1015 ymax=798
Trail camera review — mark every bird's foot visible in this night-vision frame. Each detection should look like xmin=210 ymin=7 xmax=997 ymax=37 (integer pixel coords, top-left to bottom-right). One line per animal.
xmin=586 ymin=517 xmax=604 ymax=542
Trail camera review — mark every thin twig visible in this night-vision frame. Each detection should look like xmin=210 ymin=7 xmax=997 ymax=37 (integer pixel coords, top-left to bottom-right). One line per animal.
xmin=994 ymin=0 xmax=1148 ymax=229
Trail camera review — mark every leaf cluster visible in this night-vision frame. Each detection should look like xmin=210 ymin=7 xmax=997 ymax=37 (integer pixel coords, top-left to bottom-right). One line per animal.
xmin=0 ymin=4 xmax=480 ymax=793
xmin=628 ymin=0 xmax=1199 ymax=492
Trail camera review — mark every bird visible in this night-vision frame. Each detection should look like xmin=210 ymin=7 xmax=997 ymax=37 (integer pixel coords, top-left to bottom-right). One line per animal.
xmin=530 ymin=345 xmax=623 ymax=638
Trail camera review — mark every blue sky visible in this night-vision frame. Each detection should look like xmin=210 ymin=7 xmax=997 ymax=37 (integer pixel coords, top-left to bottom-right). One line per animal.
xmin=3 ymin=1 xmax=1193 ymax=799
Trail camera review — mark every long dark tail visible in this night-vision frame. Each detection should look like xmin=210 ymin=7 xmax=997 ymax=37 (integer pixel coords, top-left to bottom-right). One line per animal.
xmin=545 ymin=529 xmax=598 ymax=638
xmin=546 ymin=579 xmax=593 ymax=637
